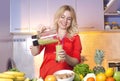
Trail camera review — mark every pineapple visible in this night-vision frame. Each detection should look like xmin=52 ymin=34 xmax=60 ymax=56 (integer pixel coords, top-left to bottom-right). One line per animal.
xmin=93 ymin=49 xmax=105 ymax=75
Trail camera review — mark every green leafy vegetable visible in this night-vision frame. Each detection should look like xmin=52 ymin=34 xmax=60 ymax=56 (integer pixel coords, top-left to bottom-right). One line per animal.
xmin=73 ymin=63 xmax=93 ymax=77
xmin=8 ymin=68 xmax=20 ymax=72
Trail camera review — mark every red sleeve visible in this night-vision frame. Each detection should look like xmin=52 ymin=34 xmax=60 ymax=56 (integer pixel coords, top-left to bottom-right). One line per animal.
xmin=72 ymin=35 xmax=82 ymax=62
xmin=38 ymin=45 xmax=45 ymax=54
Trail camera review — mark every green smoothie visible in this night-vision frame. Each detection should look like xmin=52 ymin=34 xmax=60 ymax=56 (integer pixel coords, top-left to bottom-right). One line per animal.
xmin=38 ymin=39 xmax=58 ymax=45
xmin=56 ymin=44 xmax=62 ymax=62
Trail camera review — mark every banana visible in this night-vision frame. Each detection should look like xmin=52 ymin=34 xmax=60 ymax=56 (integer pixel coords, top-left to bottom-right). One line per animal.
xmin=0 ymin=78 xmax=13 ymax=81
xmin=0 ymin=73 xmax=15 ymax=79
xmin=15 ymin=76 xmax=25 ymax=81
xmin=3 ymin=71 xmax=25 ymax=77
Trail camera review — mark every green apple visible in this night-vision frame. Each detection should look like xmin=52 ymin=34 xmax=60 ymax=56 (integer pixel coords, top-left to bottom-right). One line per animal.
xmin=113 ymin=71 xmax=120 ymax=81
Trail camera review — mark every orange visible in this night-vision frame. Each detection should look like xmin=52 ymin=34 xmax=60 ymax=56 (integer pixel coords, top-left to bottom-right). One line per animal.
xmin=44 ymin=75 xmax=57 ymax=81
xmin=87 ymin=77 xmax=95 ymax=81
xmin=96 ymin=73 xmax=106 ymax=81
xmin=106 ymin=77 xmax=115 ymax=81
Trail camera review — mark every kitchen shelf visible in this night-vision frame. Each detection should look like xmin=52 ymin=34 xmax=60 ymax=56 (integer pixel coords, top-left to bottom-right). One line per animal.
xmin=104 ymin=0 xmax=120 ymax=14
xmin=104 ymin=0 xmax=120 ymax=30
xmin=104 ymin=12 xmax=120 ymax=16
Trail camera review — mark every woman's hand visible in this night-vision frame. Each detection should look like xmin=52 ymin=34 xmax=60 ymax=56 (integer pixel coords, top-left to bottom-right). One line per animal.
xmin=58 ymin=49 xmax=67 ymax=62
xmin=30 ymin=45 xmax=40 ymax=56
xmin=37 ymin=25 xmax=47 ymax=38
xmin=58 ymin=49 xmax=79 ymax=66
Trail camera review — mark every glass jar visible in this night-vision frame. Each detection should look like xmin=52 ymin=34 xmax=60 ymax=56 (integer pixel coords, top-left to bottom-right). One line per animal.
xmin=111 ymin=22 xmax=119 ymax=30
xmin=104 ymin=22 xmax=111 ymax=30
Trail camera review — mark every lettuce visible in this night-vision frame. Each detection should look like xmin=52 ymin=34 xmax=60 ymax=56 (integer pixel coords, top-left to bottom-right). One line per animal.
xmin=73 ymin=63 xmax=93 ymax=77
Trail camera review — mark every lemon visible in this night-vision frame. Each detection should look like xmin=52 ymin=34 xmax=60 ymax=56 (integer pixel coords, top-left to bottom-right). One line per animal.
xmin=105 ymin=68 xmax=114 ymax=77
xmin=79 ymin=74 xmax=83 ymax=80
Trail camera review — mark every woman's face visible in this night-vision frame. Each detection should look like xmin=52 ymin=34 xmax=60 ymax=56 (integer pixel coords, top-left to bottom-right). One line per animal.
xmin=57 ymin=10 xmax=72 ymax=30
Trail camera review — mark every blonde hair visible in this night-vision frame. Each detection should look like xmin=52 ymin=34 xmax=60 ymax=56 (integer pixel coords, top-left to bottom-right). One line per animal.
xmin=53 ymin=5 xmax=78 ymax=38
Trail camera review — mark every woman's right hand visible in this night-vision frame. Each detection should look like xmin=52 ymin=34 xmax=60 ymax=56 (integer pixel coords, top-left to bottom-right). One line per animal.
xmin=30 ymin=45 xmax=40 ymax=56
xmin=37 ymin=24 xmax=47 ymax=38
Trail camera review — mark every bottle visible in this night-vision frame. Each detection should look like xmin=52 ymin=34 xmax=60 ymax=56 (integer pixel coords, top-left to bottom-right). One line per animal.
xmin=111 ymin=22 xmax=119 ymax=30
xmin=32 ymin=29 xmax=59 ymax=46
xmin=104 ymin=22 xmax=111 ymax=30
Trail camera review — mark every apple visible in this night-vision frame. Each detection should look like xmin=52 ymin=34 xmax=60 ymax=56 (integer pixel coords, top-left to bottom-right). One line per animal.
xmin=113 ymin=71 xmax=120 ymax=81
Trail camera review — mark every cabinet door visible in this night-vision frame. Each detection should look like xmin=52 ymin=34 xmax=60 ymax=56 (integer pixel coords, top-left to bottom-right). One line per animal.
xmin=76 ymin=0 xmax=104 ymax=30
xmin=29 ymin=0 xmax=48 ymax=33
xmin=30 ymin=0 xmax=76 ymax=32
xmin=47 ymin=0 xmax=76 ymax=27
xmin=10 ymin=0 xmax=30 ymax=33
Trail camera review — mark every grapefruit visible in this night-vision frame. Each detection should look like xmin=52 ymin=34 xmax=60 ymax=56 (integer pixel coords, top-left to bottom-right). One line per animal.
xmin=96 ymin=73 xmax=106 ymax=81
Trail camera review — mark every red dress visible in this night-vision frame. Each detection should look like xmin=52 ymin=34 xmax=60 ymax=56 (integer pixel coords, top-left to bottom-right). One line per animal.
xmin=39 ymin=35 xmax=82 ymax=79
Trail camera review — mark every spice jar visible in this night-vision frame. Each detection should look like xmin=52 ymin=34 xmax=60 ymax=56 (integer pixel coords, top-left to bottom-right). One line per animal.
xmin=104 ymin=22 xmax=111 ymax=30
xmin=111 ymin=22 xmax=119 ymax=30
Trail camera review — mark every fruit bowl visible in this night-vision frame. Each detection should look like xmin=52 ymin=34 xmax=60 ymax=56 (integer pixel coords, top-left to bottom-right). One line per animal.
xmin=53 ymin=70 xmax=75 ymax=81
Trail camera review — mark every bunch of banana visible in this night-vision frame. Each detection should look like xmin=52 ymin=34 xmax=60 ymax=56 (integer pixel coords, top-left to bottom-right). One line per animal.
xmin=0 ymin=70 xmax=26 ymax=81
xmin=0 ymin=73 xmax=15 ymax=81
xmin=3 ymin=71 xmax=25 ymax=81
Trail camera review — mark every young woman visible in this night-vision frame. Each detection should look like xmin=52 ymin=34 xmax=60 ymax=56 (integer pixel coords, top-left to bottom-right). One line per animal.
xmin=30 ymin=5 xmax=82 ymax=79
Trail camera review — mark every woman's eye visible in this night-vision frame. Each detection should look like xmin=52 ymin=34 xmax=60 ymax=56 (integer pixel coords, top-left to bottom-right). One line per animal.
xmin=60 ymin=16 xmax=72 ymax=21
xmin=61 ymin=16 xmax=65 ymax=19
xmin=67 ymin=18 xmax=72 ymax=21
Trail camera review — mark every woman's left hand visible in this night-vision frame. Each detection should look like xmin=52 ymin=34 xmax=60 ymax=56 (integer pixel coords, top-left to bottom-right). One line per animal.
xmin=58 ymin=49 xmax=67 ymax=62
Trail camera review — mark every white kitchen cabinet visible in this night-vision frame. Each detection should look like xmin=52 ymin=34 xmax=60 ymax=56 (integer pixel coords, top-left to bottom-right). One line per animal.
xmin=10 ymin=0 xmax=104 ymax=33
xmin=10 ymin=0 xmax=30 ymax=33
xmin=76 ymin=0 xmax=104 ymax=30
xmin=29 ymin=0 xmax=48 ymax=33
xmin=24 ymin=0 xmax=75 ymax=33
xmin=46 ymin=0 xmax=76 ymax=26
xmin=10 ymin=0 xmax=76 ymax=33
